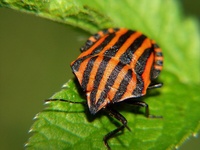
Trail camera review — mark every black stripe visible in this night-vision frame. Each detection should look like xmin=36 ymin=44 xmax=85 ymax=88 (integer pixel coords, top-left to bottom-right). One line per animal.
xmin=81 ymin=56 xmax=98 ymax=91
xmin=81 ymin=29 xmax=109 ymax=52
xmin=150 ymin=60 xmax=163 ymax=80
xmin=93 ymin=33 xmax=101 ymax=40
xmin=155 ymin=52 xmax=163 ymax=57
xmin=133 ymin=47 xmax=154 ymax=95
xmin=101 ymin=28 xmax=119 ymax=35
xmin=91 ymin=33 xmax=116 ymax=55
xmin=71 ymin=33 xmax=116 ymax=72
xmin=150 ymin=69 xmax=161 ymax=80
xmin=89 ymin=56 xmax=111 ymax=105
xmin=132 ymin=75 xmax=144 ymax=96
xmin=134 ymin=48 xmax=153 ymax=76
xmin=104 ymin=30 xmax=135 ymax=58
xmin=98 ymin=62 xmax=126 ymax=104
xmin=112 ymin=69 xmax=132 ymax=102
xmin=119 ymin=35 xmax=147 ymax=64
xmin=80 ymin=40 xmax=93 ymax=52
xmin=150 ymin=44 xmax=163 ymax=79
xmin=155 ymin=60 xmax=163 ymax=66
xmin=153 ymin=43 xmax=159 ymax=48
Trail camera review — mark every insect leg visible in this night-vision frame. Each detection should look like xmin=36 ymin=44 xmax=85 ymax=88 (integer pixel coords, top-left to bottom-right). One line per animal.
xmin=128 ymin=101 xmax=162 ymax=118
xmin=103 ymin=106 xmax=130 ymax=150
xmin=148 ymin=82 xmax=163 ymax=89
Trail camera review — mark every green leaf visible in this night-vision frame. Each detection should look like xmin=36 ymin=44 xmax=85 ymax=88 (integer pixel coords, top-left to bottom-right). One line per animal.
xmin=0 ymin=0 xmax=113 ymax=33
xmin=1 ymin=0 xmax=200 ymax=149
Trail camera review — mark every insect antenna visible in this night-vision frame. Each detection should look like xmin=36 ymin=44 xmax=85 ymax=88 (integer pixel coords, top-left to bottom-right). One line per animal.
xmin=45 ymin=99 xmax=86 ymax=104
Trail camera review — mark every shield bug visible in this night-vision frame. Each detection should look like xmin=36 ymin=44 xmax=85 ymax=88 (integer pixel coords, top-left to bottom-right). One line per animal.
xmin=48 ymin=28 xmax=163 ymax=149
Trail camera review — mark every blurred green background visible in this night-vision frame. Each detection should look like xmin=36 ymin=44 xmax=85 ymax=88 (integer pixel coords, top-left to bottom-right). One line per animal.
xmin=0 ymin=1 xmax=199 ymax=150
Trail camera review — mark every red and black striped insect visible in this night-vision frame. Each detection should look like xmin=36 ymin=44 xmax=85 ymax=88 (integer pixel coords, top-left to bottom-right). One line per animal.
xmin=48 ymin=28 xmax=163 ymax=149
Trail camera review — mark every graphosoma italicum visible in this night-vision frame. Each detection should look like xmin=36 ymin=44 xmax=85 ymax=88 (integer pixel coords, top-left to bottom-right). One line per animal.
xmin=49 ymin=28 xmax=163 ymax=150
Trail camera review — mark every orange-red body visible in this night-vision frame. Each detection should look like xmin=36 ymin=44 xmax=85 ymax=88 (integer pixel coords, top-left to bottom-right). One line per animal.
xmin=71 ymin=28 xmax=163 ymax=114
